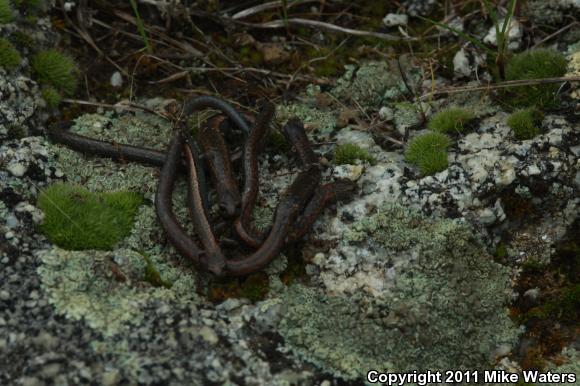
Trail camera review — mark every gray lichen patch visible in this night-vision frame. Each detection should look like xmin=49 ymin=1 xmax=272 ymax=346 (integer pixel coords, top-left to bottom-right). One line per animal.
xmin=278 ymin=204 xmax=522 ymax=379
xmin=276 ymin=102 xmax=338 ymax=134
xmin=37 ymin=247 xmax=198 ymax=337
xmin=331 ymin=61 xmax=416 ymax=109
xmin=67 ymin=112 xmax=172 ymax=150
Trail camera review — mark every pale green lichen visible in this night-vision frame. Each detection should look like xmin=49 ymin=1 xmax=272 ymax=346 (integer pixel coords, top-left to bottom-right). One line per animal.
xmin=37 ymin=247 xmax=198 ymax=337
xmin=276 ymin=103 xmax=337 ymax=134
xmin=252 ymin=205 xmax=274 ymax=233
xmin=392 ymin=102 xmax=426 ymax=131
xmin=279 ymin=204 xmax=521 ymax=379
xmin=331 ymin=61 xmax=413 ymax=108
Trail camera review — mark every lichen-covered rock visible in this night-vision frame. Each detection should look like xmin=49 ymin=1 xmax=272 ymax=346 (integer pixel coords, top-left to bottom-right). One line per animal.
xmin=1 ymin=13 xmax=60 ymax=140
xmin=0 ymin=69 xmax=43 ymax=140
xmin=336 ymin=113 xmax=579 ymax=250
xmin=331 ymin=60 xmax=418 ymax=109
xmin=528 ymin=0 xmax=580 ymax=26
xmin=536 ymin=347 xmax=580 ymax=386
xmin=276 ymin=101 xmax=338 ymax=133
xmin=37 ymin=247 xmax=199 ymax=337
xmin=483 ymin=19 xmax=523 ymax=50
xmin=278 ymin=204 xmax=521 ymax=379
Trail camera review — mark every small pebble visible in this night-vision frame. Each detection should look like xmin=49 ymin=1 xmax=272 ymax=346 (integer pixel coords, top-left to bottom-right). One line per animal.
xmin=110 ymin=71 xmax=123 ymax=87
xmin=7 ymin=163 xmax=26 ymax=177
xmin=382 ymin=13 xmax=408 ymax=27
xmin=199 ymin=326 xmax=219 ymax=345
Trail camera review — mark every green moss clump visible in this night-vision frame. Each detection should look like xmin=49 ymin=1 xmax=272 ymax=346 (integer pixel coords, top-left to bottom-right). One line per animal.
xmin=208 ymin=273 xmax=270 ymax=302
xmin=333 ymin=143 xmax=375 ymax=165
xmin=0 ymin=38 xmax=21 ymax=70
xmin=504 ymin=49 xmax=568 ymax=108
xmin=37 ymin=182 xmax=143 ymax=250
xmin=11 ymin=31 xmax=34 ymax=48
xmin=21 ymin=0 xmax=44 ymax=10
xmin=238 ymin=46 xmax=263 ymax=66
xmin=0 ymin=0 xmax=14 ymax=23
xmin=428 ymin=107 xmax=475 ymax=134
xmin=405 ymin=132 xmax=450 ymax=176
xmin=31 ymin=50 xmax=79 ymax=96
xmin=41 ymin=86 xmax=61 ymax=108
xmin=546 ymin=285 xmax=580 ymax=321
xmin=524 ymin=285 xmax=580 ymax=323
xmin=141 ymin=252 xmax=172 ymax=289
xmin=507 ymin=108 xmax=544 ymax=140
xmin=239 ymin=273 xmax=270 ymax=301
xmin=495 ymin=242 xmax=508 ymax=259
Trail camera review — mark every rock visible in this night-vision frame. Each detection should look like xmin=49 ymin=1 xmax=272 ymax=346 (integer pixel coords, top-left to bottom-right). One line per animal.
xmin=332 ymin=164 xmax=364 ymax=181
xmin=0 ymin=290 xmax=9 ymax=301
xmin=523 ymin=288 xmax=540 ymax=302
xmin=492 ymin=343 xmax=513 ymax=360
xmin=258 ymin=43 xmax=290 ymax=64
xmin=110 ymin=71 xmax=123 ymax=87
xmin=382 ymin=13 xmax=408 ymax=27
xmin=217 ymin=298 xmax=243 ymax=312
xmin=453 ymin=48 xmax=471 ymax=78
xmin=19 ymin=377 xmax=45 ymax=386
xmin=102 ymin=370 xmax=120 ymax=386
xmin=199 ymin=326 xmax=219 ymax=345
xmin=565 ymin=51 xmax=580 ymax=99
xmin=483 ymin=19 xmax=523 ymax=50
xmin=378 ymin=106 xmax=394 ymax=121
xmin=453 ymin=47 xmax=486 ymax=79
xmin=7 ymin=163 xmax=26 ymax=177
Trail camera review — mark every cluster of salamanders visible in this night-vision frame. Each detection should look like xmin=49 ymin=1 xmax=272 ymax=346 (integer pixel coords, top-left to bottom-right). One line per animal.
xmin=48 ymin=96 xmax=355 ymax=277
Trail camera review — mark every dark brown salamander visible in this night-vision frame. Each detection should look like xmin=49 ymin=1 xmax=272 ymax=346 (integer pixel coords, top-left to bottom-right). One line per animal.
xmin=197 ymin=115 xmax=241 ymax=218
xmin=278 ymin=118 xmax=357 ymax=242
xmin=225 ymin=164 xmax=322 ymax=276
xmin=154 ymin=133 xmax=205 ymax=266
xmin=183 ymin=95 xmax=250 ymax=134
xmin=183 ymin=139 xmax=227 ymax=275
xmin=234 ymin=102 xmax=275 ymax=248
xmin=48 ymin=122 xmax=167 ymax=167
xmin=281 ymin=117 xmax=318 ymax=165
xmin=288 ymin=179 xmax=356 ymax=241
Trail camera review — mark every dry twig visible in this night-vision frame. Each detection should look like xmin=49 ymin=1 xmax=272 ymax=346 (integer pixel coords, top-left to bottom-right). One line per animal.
xmin=234 ymin=18 xmax=417 ymax=41
xmin=419 ymin=76 xmax=580 ymax=100
xmin=230 ymin=0 xmax=320 ymax=20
